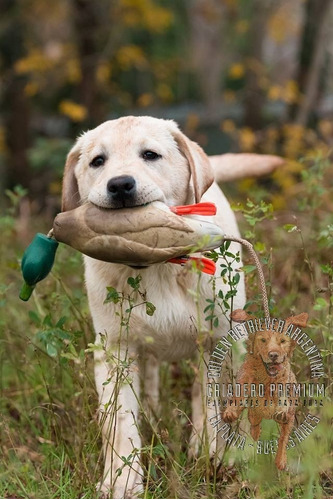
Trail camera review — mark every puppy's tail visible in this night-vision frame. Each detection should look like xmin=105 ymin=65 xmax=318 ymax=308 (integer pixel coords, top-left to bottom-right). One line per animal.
xmin=209 ymin=153 xmax=284 ymax=183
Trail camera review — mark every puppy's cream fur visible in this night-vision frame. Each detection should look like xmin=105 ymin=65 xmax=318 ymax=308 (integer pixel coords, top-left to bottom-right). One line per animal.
xmin=62 ymin=116 xmax=255 ymax=497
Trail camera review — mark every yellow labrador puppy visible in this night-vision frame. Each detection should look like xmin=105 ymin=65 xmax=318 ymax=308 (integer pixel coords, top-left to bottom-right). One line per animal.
xmin=61 ymin=116 xmax=280 ymax=498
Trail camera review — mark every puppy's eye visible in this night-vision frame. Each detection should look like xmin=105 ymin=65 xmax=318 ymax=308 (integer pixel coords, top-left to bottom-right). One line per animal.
xmin=281 ymin=339 xmax=286 ymax=344
xmin=261 ymin=338 xmax=266 ymax=343
xmin=142 ymin=150 xmax=161 ymax=161
xmin=90 ymin=155 xmax=105 ymax=168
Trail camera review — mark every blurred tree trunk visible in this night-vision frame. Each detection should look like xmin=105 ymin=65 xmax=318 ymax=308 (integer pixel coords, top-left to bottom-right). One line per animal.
xmin=71 ymin=0 xmax=104 ymax=126
xmin=0 ymin=0 xmax=31 ymax=191
xmin=187 ymin=0 xmax=226 ymax=119
xmin=243 ymin=0 xmax=274 ymax=130
xmin=289 ymin=0 xmax=333 ymax=125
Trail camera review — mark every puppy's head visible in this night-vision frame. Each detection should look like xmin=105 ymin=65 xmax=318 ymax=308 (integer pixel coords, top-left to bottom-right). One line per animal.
xmin=252 ymin=330 xmax=294 ymax=377
xmin=231 ymin=309 xmax=308 ymax=377
xmin=61 ymin=116 xmax=214 ymax=211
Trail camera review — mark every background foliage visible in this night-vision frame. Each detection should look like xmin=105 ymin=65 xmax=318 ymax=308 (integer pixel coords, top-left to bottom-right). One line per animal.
xmin=0 ymin=0 xmax=332 ymax=498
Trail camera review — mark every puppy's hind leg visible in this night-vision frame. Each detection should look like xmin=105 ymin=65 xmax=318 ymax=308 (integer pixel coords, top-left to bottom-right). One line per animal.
xmin=247 ymin=411 xmax=262 ymax=441
xmin=140 ymin=353 xmax=160 ymax=416
xmin=275 ymin=414 xmax=294 ymax=470
xmin=188 ymin=353 xmax=219 ymax=459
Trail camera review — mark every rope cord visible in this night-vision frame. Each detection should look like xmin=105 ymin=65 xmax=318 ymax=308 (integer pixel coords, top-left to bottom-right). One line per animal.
xmin=224 ymin=235 xmax=270 ymax=319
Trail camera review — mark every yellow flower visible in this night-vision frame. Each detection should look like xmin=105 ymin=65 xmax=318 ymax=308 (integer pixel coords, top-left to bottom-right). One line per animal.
xmin=24 ymin=81 xmax=39 ymax=97
xmin=66 ymin=59 xmax=82 ymax=84
xmin=120 ymin=0 xmax=173 ymax=33
xmin=239 ymin=127 xmax=256 ymax=151
xmin=238 ymin=178 xmax=255 ymax=192
xmin=59 ymin=100 xmax=87 ymax=122
xmin=271 ymin=194 xmax=286 ymax=210
xmin=268 ymin=6 xmax=297 ymax=44
xmin=157 ymin=83 xmax=173 ymax=103
xmin=116 ymin=45 xmax=147 ymax=70
xmin=96 ymin=62 xmax=112 ymax=84
xmin=15 ymin=49 xmax=53 ymax=74
xmin=283 ymin=80 xmax=299 ymax=104
xmin=221 ymin=119 xmax=236 ymax=134
xmin=318 ymin=120 xmax=333 ymax=138
xmin=228 ymin=63 xmax=245 ymax=79
xmin=268 ymin=85 xmax=281 ymax=101
xmin=137 ymin=93 xmax=153 ymax=107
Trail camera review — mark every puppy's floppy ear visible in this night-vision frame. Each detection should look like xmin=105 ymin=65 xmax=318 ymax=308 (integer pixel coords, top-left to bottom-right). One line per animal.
xmin=230 ymin=309 xmax=251 ymax=323
xmin=231 ymin=309 xmax=254 ymax=354
xmin=62 ymin=143 xmax=81 ymax=212
xmin=285 ymin=312 xmax=308 ymax=328
xmin=173 ymin=131 xmax=214 ymax=203
xmin=285 ymin=312 xmax=308 ymax=357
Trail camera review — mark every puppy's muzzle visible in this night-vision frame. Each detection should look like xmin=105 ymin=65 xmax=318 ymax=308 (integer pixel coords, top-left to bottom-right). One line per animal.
xmin=107 ymin=175 xmax=137 ymax=207
xmin=268 ymin=351 xmax=279 ymax=362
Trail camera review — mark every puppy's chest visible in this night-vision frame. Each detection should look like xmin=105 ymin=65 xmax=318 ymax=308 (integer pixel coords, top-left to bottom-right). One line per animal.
xmin=85 ymin=260 xmax=215 ymax=361
xmin=131 ymin=280 xmax=204 ymax=360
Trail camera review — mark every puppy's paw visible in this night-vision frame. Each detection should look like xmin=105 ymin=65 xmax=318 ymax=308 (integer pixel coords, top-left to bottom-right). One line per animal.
xmin=96 ymin=469 xmax=143 ymax=499
xmin=273 ymin=410 xmax=289 ymax=424
xmin=96 ymin=480 xmax=110 ymax=499
xmin=222 ymin=407 xmax=239 ymax=423
xmin=188 ymin=427 xmax=218 ymax=459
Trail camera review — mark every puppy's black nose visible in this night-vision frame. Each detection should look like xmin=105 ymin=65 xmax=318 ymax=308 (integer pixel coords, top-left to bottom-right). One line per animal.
xmin=268 ymin=351 xmax=279 ymax=361
xmin=107 ymin=175 xmax=136 ymax=198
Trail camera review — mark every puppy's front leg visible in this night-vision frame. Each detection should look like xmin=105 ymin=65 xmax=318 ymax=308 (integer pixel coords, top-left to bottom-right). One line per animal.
xmin=275 ymin=414 xmax=295 ymax=470
xmin=95 ymin=347 xmax=143 ymax=499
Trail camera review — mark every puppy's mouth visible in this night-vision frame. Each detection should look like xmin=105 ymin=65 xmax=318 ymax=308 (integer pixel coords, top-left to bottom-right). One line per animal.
xmin=89 ymin=197 xmax=166 ymax=210
xmin=261 ymin=357 xmax=285 ymax=377
xmin=108 ymin=200 xmax=149 ymax=209
xmin=90 ymin=200 xmax=154 ymax=210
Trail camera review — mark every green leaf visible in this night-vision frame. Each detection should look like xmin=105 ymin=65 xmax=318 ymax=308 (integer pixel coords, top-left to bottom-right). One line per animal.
xmin=46 ymin=343 xmax=58 ymax=357
xmin=233 ymin=273 xmax=240 ymax=285
xmin=43 ymin=314 xmax=53 ymax=327
xmin=28 ymin=310 xmax=40 ymax=325
xmin=56 ymin=316 xmax=67 ymax=328
xmin=149 ymin=463 xmax=157 ymax=480
xmin=105 ymin=287 xmax=120 ymax=304
xmin=254 ymin=241 xmax=266 ymax=253
xmin=241 ymin=264 xmax=257 ymax=274
xmin=152 ymin=444 xmax=166 ymax=458
xmin=127 ymin=275 xmax=142 ymax=290
xmin=313 ymin=297 xmax=328 ymax=310
xmin=61 ymin=352 xmax=78 ymax=361
xmin=204 ymin=304 xmax=214 ymax=313
xmin=225 ymin=251 xmax=236 ymax=258
xmin=145 ymin=302 xmax=156 ymax=316
xmin=283 ymin=224 xmax=298 ymax=233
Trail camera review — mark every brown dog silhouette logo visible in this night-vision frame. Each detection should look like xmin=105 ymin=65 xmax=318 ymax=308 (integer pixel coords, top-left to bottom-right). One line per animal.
xmin=222 ymin=309 xmax=309 ymax=470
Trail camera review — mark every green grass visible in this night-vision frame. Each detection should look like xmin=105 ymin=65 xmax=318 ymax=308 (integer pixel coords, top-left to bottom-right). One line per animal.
xmin=0 ymin=154 xmax=332 ymax=498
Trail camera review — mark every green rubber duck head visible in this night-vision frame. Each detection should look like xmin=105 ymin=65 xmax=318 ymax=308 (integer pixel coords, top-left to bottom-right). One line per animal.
xmin=20 ymin=233 xmax=59 ymax=301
